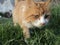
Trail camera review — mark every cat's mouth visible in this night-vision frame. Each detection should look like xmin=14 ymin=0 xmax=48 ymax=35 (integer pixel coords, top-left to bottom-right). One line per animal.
xmin=32 ymin=20 xmax=49 ymax=28
xmin=32 ymin=24 xmax=45 ymax=29
xmin=32 ymin=22 xmax=46 ymax=28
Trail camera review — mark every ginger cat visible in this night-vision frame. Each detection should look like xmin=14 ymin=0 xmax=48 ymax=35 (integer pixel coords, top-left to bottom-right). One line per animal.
xmin=13 ymin=0 xmax=51 ymax=38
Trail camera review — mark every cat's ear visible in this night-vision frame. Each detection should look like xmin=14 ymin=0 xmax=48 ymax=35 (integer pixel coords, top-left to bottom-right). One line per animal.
xmin=44 ymin=0 xmax=51 ymax=7
xmin=36 ymin=0 xmax=51 ymax=7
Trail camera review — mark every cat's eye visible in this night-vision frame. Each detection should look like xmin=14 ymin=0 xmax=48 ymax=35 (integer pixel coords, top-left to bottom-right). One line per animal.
xmin=44 ymin=15 xmax=50 ymax=19
xmin=34 ymin=15 xmax=39 ymax=18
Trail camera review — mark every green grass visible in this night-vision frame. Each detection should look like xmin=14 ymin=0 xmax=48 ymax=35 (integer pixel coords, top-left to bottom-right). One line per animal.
xmin=0 ymin=5 xmax=60 ymax=45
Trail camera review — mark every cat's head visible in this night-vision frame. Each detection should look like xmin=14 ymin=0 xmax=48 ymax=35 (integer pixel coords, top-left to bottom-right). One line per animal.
xmin=24 ymin=0 xmax=51 ymax=28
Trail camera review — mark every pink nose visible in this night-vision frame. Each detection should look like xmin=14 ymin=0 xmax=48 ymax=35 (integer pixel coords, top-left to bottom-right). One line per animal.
xmin=40 ymin=23 xmax=45 ymax=25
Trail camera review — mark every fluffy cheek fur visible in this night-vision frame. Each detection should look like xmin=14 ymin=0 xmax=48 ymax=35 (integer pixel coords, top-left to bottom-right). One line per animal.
xmin=32 ymin=19 xmax=49 ymax=27
xmin=23 ymin=15 xmax=49 ymax=28
xmin=32 ymin=15 xmax=49 ymax=27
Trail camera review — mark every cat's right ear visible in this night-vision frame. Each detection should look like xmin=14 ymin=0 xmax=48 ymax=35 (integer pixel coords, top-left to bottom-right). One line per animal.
xmin=44 ymin=0 xmax=51 ymax=7
xmin=35 ymin=0 xmax=51 ymax=7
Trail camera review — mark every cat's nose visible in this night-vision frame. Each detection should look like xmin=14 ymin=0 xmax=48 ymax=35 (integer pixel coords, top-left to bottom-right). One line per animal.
xmin=40 ymin=23 xmax=45 ymax=25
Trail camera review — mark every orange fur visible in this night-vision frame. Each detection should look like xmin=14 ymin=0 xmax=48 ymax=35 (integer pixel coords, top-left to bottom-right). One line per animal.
xmin=13 ymin=0 xmax=51 ymax=38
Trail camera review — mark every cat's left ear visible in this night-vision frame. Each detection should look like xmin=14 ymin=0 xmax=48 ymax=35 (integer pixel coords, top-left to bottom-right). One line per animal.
xmin=35 ymin=0 xmax=51 ymax=7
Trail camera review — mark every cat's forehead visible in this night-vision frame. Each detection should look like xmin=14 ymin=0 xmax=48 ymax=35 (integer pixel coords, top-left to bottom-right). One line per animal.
xmin=25 ymin=1 xmax=50 ymax=18
xmin=29 ymin=4 xmax=46 ymax=15
xmin=30 ymin=2 xmax=48 ymax=13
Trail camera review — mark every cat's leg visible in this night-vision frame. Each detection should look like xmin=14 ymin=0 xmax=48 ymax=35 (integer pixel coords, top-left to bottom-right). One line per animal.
xmin=22 ymin=26 xmax=30 ymax=39
xmin=12 ymin=12 xmax=18 ymax=26
xmin=13 ymin=15 xmax=17 ymax=26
